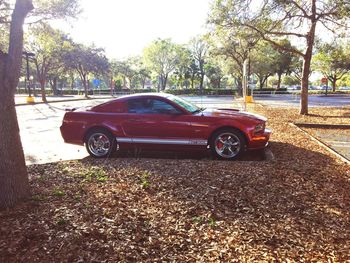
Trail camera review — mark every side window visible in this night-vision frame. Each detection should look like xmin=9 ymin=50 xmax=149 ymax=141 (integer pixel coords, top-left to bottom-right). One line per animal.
xmin=128 ymin=99 xmax=180 ymax=114
xmin=151 ymin=99 xmax=180 ymax=114
xmin=128 ymin=99 xmax=153 ymax=114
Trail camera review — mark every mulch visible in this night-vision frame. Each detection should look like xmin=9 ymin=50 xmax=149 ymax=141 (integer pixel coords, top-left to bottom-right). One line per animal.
xmin=0 ymin=105 xmax=349 ymax=262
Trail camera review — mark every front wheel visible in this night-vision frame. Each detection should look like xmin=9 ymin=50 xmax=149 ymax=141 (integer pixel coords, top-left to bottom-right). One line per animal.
xmin=85 ymin=129 xmax=116 ymax=158
xmin=210 ymin=129 xmax=245 ymax=160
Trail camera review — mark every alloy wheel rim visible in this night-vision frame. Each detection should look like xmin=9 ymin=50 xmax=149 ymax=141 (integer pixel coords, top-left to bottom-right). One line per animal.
xmin=214 ymin=132 xmax=240 ymax=158
xmin=87 ymin=133 xmax=111 ymax=157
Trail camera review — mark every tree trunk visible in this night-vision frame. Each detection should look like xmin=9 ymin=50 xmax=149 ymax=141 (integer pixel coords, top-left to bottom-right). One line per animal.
xmin=191 ymin=73 xmax=195 ymax=89
xmin=331 ymin=76 xmax=336 ymax=92
xmin=0 ymin=0 xmax=33 ymax=209
xmin=39 ymin=79 xmax=47 ymax=102
xmin=35 ymin=61 xmax=47 ymax=102
xmin=277 ymin=72 xmax=282 ymax=90
xmin=236 ymin=77 xmax=243 ymax=96
xmin=199 ymin=72 xmax=204 ymax=90
xmin=300 ymin=57 xmax=310 ymax=115
xmin=81 ymin=74 xmax=88 ymax=98
xmin=0 ymin=96 xmax=29 ymax=209
xmin=161 ymin=74 xmax=168 ymax=90
xmin=70 ymin=74 xmax=74 ymax=90
xmin=52 ymin=77 xmax=58 ymax=95
xmin=122 ymin=76 xmax=127 ymax=89
xmin=300 ymin=1 xmax=316 ymax=115
xmin=258 ymin=76 xmax=264 ymax=90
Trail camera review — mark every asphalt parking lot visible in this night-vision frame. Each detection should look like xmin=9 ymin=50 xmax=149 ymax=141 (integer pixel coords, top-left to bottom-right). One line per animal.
xmin=254 ymin=94 xmax=350 ymax=107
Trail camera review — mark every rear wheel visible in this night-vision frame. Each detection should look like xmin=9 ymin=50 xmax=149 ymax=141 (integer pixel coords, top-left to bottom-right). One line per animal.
xmin=85 ymin=129 xmax=116 ymax=158
xmin=210 ymin=128 xmax=245 ymax=160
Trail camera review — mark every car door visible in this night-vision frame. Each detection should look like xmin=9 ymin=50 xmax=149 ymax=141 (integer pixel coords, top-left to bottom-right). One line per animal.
xmin=121 ymin=98 xmax=193 ymax=147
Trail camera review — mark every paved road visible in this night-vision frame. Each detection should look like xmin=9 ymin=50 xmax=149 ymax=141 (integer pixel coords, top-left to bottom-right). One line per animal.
xmin=254 ymin=94 xmax=350 ymax=107
xmin=17 ymin=99 xmax=110 ymax=165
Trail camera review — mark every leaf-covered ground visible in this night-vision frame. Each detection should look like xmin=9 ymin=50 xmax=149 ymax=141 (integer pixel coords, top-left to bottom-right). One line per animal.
xmin=0 ymin=106 xmax=349 ymax=262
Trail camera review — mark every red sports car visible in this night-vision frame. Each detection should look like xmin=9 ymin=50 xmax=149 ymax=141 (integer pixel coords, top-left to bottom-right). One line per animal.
xmin=60 ymin=93 xmax=271 ymax=160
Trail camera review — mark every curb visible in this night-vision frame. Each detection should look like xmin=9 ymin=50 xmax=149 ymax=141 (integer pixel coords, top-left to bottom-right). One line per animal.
xmin=290 ymin=123 xmax=350 ymax=165
xmin=294 ymin=123 xmax=350 ymax=129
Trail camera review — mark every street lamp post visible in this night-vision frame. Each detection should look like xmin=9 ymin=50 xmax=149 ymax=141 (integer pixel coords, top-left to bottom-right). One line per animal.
xmin=22 ymin=51 xmax=35 ymax=103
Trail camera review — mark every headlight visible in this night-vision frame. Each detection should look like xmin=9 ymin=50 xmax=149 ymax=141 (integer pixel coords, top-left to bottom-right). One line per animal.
xmin=254 ymin=123 xmax=265 ymax=133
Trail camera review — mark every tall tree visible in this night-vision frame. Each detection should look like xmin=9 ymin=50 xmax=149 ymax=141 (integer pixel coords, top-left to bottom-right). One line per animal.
xmin=205 ymin=58 xmax=225 ymax=89
xmin=189 ymin=36 xmax=208 ymax=91
xmin=208 ymin=26 xmax=260 ymax=95
xmin=143 ymin=38 xmax=181 ymax=90
xmin=173 ymin=46 xmax=191 ymax=89
xmin=312 ymin=41 xmax=350 ymax=92
xmin=271 ymin=39 xmax=297 ymax=89
xmin=0 ymin=0 xmax=80 ymax=209
xmin=209 ymin=0 xmax=350 ymax=114
xmin=27 ymin=23 xmax=68 ymax=101
xmin=251 ymin=42 xmax=276 ymax=89
xmin=63 ymin=44 xmax=109 ymax=97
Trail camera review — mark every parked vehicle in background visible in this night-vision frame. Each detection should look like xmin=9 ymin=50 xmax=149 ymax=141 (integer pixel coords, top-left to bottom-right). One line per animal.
xmin=60 ymin=93 xmax=271 ymax=160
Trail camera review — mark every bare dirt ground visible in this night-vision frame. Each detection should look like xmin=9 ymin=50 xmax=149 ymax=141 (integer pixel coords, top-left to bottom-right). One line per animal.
xmin=0 ymin=105 xmax=349 ymax=262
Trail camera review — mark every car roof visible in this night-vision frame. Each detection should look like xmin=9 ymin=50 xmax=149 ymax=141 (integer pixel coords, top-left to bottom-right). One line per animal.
xmin=117 ymin=92 xmax=172 ymax=101
xmin=91 ymin=93 xmax=176 ymax=111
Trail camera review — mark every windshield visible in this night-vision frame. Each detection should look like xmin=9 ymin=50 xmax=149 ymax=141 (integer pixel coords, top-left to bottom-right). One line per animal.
xmin=166 ymin=95 xmax=201 ymax=113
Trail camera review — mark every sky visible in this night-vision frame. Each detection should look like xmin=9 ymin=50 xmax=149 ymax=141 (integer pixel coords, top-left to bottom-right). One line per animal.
xmin=56 ymin=0 xmax=212 ymax=59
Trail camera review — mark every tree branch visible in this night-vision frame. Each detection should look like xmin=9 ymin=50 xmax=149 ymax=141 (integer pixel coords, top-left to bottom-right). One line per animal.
xmin=289 ymin=0 xmax=310 ymax=18
xmin=242 ymin=23 xmax=305 ymax=57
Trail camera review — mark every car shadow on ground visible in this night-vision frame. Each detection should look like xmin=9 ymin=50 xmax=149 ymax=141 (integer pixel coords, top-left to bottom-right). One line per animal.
xmin=104 ymin=148 xmax=266 ymax=161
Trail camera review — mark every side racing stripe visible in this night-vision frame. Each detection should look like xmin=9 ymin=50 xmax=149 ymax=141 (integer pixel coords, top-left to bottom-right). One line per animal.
xmin=116 ymin=137 xmax=207 ymax=145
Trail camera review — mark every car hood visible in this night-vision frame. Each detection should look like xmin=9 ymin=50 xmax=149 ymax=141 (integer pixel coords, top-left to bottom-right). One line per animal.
xmin=200 ymin=108 xmax=267 ymax=122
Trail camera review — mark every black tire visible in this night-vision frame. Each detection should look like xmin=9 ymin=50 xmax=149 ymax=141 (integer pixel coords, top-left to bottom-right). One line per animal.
xmin=209 ymin=128 xmax=246 ymax=160
xmin=85 ymin=128 xmax=116 ymax=158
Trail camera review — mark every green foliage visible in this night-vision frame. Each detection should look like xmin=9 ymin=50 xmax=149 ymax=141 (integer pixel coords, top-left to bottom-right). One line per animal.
xmin=56 ymin=218 xmax=67 ymax=226
xmin=62 ymin=42 xmax=109 ymax=94
xmin=140 ymin=171 xmax=152 ymax=189
xmin=31 ymin=0 xmax=81 ymax=21
xmin=192 ymin=216 xmax=203 ymax=224
xmin=143 ymin=38 xmax=185 ymax=90
xmin=282 ymin=75 xmax=300 ymax=86
xmin=338 ymin=74 xmax=350 ymax=87
xmin=26 ymin=23 xmax=69 ymax=90
xmin=31 ymin=194 xmax=47 ymax=201
xmin=63 ymin=44 xmax=109 ymax=78
xmin=52 ymin=189 xmax=65 ymax=197
xmin=80 ymin=167 xmax=108 ymax=183
xmin=204 ymin=59 xmax=226 ymax=89
xmin=208 ymin=217 xmax=216 ymax=227
xmin=114 ymin=79 xmax=122 ymax=90
xmin=165 ymin=88 xmax=237 ymax=96
xmin=312 ymin=41 xmax=350 ymax=89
